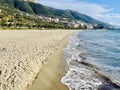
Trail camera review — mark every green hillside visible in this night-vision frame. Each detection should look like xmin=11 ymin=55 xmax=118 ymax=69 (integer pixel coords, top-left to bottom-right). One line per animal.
xmin=0 ymin=0 xmax=113 ymax=29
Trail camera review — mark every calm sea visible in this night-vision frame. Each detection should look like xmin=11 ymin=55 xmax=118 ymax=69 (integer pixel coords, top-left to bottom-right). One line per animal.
xmin=61 ymin=30 xmax=120 ymax=90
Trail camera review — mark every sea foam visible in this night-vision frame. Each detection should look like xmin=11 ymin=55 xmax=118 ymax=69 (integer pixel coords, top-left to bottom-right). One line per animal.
xmin=61 ymin=31 xmax=102 ymax=90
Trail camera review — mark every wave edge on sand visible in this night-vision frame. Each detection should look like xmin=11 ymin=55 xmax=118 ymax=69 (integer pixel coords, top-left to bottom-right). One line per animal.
xmin=61 ymin=31 xmax=120 ymax=90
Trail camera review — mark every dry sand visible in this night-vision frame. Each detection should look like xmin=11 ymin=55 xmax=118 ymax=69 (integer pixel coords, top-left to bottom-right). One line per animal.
xmin=0 ymin=30 xmax=75 ymax=90
xmin=28 ymin=33 xmax=70 ymax=90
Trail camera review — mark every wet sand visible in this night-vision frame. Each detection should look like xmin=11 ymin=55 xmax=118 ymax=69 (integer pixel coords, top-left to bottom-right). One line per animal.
xmin=28 ymin=34 xmax=70 ymax=90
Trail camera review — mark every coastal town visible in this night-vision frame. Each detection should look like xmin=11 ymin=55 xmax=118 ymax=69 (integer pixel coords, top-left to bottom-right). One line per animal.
xmin=0 ymin=0 xmax=106 ymax=29
xmin=0 ymin=9 xmax=102 ymax=29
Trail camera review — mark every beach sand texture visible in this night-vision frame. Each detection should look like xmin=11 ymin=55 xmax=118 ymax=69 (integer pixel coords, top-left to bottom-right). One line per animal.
xmin=0 ymin=30 xmax=74 ymax=90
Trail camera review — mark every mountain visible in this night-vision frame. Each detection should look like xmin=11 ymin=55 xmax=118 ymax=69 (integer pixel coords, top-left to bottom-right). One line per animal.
xmin=0 ymin=0 xmax=113 ymax=29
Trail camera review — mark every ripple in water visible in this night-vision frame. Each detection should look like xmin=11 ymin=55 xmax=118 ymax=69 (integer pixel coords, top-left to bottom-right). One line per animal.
xmin=61 ymin=30 xmax=120 ymax=90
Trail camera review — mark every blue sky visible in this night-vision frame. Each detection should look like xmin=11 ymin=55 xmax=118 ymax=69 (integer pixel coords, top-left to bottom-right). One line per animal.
xmin=36 ymin=0 xmax=120 ymax=26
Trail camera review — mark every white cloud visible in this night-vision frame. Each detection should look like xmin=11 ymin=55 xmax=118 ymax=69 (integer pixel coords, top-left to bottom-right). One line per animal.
xmin=101 ymin=13 xmax=120 ymax=18
xmin=36 ymin=0 xmax=120 ymax=26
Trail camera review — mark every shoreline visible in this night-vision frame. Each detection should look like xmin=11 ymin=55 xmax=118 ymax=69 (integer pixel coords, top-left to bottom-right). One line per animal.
xmin=27 ymin=32 xmax=74 ymax=90
xmin=61 ymin=31 xmax=120 ymax=90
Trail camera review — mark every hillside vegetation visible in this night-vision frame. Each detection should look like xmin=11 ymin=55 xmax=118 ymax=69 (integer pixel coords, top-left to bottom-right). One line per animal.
xmin=0 ymin=0 xmax=113 ymax=29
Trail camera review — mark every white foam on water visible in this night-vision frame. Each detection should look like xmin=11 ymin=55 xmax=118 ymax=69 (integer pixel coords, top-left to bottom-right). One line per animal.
xmin=61 ymin=31 xmax=102 ymax=90
xmin=61 ymin=66 xmax=102 ymax=90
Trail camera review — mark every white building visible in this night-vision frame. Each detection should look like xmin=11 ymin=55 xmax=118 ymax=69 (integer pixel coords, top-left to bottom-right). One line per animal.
xmin=23 ymin=13 xmax=29 ymax=17
xmin=73 ymin=24 xmax=79 ymax=28
xmin=79 ymin=22 xmax=87 ymax=27
xmin=87 ymin=24 xmax=94 ymax=29
xmin=54 ymin=18 xmax=59 ymax=23
xmin=68 ymin=22 xmax=79 ymax=28
xmin=48 ymin=17 xmax=52 ymax=22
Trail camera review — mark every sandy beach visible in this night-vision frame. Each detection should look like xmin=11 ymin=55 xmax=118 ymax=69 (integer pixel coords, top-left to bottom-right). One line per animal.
xmin=28 ymin=31 xmax=70 ymax=90
xmin=0 ymin=30 xmax=75 ymax=90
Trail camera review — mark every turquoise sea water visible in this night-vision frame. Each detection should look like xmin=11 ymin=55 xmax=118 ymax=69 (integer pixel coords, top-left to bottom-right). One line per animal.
xmin=77 ymin=30 xmax=120 ymax=84
xmin=61 ymin=30 xmax=120 ymax=90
